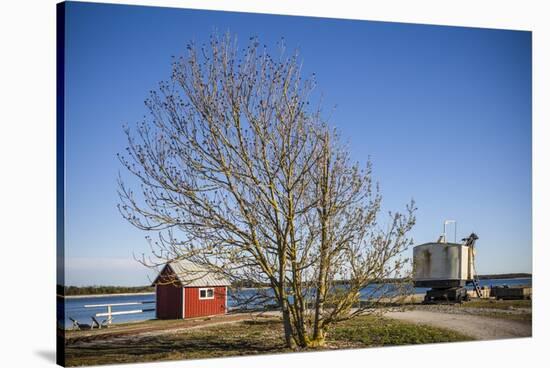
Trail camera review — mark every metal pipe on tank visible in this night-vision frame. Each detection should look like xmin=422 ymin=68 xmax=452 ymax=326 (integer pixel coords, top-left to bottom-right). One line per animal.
xmin=443 ymin=220 xmax=457 ymax=243
xmin=459 ymin=240 xmax=463 ymax=279
xmin=468 ymin=244 xmax=474 ymax=280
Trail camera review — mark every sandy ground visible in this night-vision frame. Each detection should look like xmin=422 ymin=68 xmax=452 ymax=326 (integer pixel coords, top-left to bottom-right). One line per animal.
xmin=385 ymin=310 xmax=531 ymax=340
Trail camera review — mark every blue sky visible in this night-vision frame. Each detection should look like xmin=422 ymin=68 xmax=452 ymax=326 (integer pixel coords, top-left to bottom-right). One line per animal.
xmin=63 ymin=2 xmax=532 ymax=286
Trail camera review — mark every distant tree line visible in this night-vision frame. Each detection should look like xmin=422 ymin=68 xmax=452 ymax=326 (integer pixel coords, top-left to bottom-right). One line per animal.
xmin=476 ymin=273 xmax=531 ymax=280
xmin=64 ymin=285 xmax=154 ymax=296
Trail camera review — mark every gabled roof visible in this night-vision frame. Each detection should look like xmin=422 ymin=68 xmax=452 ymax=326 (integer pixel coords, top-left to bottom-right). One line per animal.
xmin=153 ymin=259 xmax=231 ymax=287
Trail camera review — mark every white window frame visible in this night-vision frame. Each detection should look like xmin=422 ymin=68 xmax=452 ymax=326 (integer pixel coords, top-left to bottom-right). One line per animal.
xmin=198 ymin=287 xmax=215 ymax=300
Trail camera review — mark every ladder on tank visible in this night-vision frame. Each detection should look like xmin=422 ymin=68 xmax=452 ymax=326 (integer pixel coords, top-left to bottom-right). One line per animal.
xmin=471 ymin=272 xmax=483 ymax=298
xmin=463 ymin=233 xmax=483 ymax=298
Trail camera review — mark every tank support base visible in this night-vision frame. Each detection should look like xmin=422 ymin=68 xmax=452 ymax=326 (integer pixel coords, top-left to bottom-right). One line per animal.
xmin=423 ymin=287 xmax=469 ymax=304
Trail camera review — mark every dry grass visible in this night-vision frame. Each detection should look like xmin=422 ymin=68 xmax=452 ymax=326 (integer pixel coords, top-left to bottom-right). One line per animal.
xmin=65 ymin=319 xmax=287 ymax=366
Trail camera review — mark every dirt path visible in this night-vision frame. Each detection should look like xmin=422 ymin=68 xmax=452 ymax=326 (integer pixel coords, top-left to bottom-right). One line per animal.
xmin=385 ymin=310 xmax=531 ymax=340
xmin=66 ymin=312 xmax=272 ymax=343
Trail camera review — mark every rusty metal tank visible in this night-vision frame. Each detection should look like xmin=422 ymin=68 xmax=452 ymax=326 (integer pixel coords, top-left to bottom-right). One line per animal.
xmin=413 ymin=241 xmax=475 ymax=288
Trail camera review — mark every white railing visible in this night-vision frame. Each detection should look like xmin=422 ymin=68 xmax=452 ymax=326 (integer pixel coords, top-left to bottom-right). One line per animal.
xmin=84 ymin=301 xmax=155 ymax=325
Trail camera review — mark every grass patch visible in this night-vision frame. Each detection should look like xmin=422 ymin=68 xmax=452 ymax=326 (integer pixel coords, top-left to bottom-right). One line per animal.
xmin=460 ymin=299 xmax=531 ymax=310
xmin=458 ymin=299 xmax=532 ymax=323
xmin=471 ymin=311 xmax=532 ymax=323
xmin=65 ymin=316 xmax=472 ymax=366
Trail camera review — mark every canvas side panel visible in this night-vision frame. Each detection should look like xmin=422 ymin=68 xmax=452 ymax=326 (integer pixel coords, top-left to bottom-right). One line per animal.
xmin=56 ymin=2 xmax=66 ymax=366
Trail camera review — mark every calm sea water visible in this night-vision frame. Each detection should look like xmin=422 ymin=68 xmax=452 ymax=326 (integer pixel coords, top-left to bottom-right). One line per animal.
xmin=62 ymin=277 xmax=531 ymax=329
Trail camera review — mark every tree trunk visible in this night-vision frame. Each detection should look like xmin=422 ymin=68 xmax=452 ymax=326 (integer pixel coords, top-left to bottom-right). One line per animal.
xmin=278 ymin=245 xmax=295 ymax=348
xmin=312 ymin=133 xmax=331 ymax=346
xmin=309 ymin=326 xmax=325 ymax=347
xmin=281 ymin=298 xmax=295 ymax=348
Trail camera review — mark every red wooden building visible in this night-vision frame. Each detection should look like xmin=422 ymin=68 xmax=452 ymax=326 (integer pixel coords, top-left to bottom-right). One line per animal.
xmin=152 ymin=260 xmax=231 ymax=319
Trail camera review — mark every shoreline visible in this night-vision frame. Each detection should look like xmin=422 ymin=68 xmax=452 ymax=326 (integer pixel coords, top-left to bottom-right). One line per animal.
xmin=62 ymin=276 xmax=532 ymax=299
xmin=62 ymin=292 xmax=155 ymax=299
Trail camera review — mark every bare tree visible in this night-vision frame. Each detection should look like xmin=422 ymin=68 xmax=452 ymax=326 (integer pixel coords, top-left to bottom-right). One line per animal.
xmin=118 ymin=33 xmax=416 ymax=348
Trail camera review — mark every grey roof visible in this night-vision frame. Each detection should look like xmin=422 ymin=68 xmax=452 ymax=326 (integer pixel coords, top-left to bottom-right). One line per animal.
xmin=154 ymin=259 xmax=231 ymax=287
